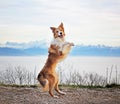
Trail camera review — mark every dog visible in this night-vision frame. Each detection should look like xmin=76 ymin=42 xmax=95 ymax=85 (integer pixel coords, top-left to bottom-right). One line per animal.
xmin=37 ymin=23 xmax=74 ymax=98
xmin=49 ymin=22 xmax=74 ymax=57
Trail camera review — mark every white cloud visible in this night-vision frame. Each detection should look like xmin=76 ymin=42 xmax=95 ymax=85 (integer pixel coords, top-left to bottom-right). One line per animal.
xmin=0 ymin=0 xmax=120 ymax=46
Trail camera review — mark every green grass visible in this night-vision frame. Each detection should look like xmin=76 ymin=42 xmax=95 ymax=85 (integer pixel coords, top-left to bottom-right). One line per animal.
xmin=105 ymin=83 xmax=120 ymax=88
xmin=59 ymin=84 xmax=104 ymax=89
xmin=0 ymin=83 xmax=120 ymax=88
xmin=59 ymin=84 xmax=120 ymax=89
xmin=0 ymin=83 xmax=38 ymax=88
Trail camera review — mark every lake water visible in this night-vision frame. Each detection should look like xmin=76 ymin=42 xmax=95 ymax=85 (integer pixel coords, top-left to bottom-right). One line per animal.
xmin=0 ymin=56 xmax=120 ymax=83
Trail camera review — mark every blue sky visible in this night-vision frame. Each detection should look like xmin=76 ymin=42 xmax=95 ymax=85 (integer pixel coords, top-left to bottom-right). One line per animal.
xmin=0 ymin=0 xmax=120 ymax=46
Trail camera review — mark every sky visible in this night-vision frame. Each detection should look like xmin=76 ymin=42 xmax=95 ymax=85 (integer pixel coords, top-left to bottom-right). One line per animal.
xmin=0 ymin=0 xmax=120 ymax=46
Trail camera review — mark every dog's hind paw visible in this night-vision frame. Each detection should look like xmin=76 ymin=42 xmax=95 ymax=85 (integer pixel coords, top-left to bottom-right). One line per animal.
xmin=59 ymin=91 xmax=66 ymax=95
xmin=53 ymin=95 xmax=59 ymax=98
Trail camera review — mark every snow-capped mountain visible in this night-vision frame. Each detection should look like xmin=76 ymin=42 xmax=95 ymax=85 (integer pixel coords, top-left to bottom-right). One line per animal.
xmin=0 ymin=41 xmax=120 ymax=56
xmin=0 ymin=40 xmax=48 ymax=49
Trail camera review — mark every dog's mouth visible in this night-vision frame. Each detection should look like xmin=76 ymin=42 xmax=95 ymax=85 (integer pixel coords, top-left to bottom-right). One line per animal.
xmin=58 ymin=34 xmax=63 ymax=38
xmin=58 ymin=31 xmax=64 ymax=38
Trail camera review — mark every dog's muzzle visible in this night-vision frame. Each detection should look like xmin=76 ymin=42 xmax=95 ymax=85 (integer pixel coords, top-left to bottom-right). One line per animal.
xmin=58 ymin=32 xmax=63 ymax=38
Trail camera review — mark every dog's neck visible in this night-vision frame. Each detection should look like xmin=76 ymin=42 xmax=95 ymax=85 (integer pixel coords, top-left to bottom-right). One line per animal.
xmin=51 ymin=37 xmax=65 ymax=44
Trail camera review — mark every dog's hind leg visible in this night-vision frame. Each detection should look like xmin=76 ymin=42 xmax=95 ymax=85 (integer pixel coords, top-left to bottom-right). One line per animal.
xmin=37 ymin=72 xmax=50 ymax=92
xmin=55 ymin=79 xmax=66 ymax=95
xmin=42 ymin=80 xmax=49 ymax=92
xmin=48 ymin=76 xmax=59 ymax=98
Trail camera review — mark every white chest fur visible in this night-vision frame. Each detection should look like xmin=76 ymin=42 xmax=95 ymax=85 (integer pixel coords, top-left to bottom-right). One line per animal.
xmin=51 ymin=38 xmax=66 ymax=51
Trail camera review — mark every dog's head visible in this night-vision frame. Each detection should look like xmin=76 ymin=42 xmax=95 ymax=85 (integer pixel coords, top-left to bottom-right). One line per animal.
xmin=50 ymin=22 xmax=65 ymax=41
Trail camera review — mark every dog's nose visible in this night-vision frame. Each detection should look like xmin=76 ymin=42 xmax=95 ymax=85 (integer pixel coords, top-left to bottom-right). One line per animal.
xmin=60 ymin=32 xmax=62 ymax=35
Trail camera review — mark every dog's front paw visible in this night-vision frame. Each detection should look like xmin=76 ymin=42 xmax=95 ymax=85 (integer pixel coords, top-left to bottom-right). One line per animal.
xmin=59 ymin=51 xmax=62 ymax=55
xmin=70 ymin=42 xmax=74 ymax=46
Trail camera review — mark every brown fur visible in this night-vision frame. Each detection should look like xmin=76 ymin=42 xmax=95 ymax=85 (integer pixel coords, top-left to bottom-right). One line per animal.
xmin=37 ymin=23 xmax=74 ymax=98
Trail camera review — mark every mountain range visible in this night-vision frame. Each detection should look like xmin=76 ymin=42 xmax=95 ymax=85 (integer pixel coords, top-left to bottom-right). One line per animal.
xmin=0 ymin=41 xmax=120 ymax=56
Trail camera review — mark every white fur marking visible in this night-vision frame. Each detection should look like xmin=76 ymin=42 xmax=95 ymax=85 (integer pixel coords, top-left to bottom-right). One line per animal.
xmin=45 ymin=79 xmax=49 ymax=85
xmin=51 ymin=38 xmax=64 ymax=51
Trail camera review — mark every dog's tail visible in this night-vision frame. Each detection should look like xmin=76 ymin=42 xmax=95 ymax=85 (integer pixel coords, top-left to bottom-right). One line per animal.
xmin=37 ymin=72 xmax=49 ymax=91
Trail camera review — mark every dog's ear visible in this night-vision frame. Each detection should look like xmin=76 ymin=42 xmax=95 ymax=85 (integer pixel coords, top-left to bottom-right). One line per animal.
xmin=59 ymin=22 xmax=63 ymax=28
xmin=50 ymin=27 xmax=56 ymax=32
xmin=59 ymin=22 xmax=64 ymax=29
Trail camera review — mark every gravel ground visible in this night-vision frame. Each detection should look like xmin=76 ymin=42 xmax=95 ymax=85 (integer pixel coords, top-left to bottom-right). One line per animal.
xmin=0 ymin=86 xmax=120 ymax=104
